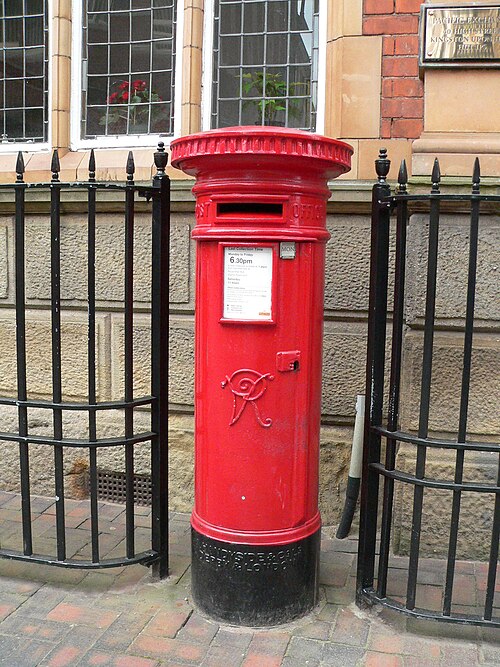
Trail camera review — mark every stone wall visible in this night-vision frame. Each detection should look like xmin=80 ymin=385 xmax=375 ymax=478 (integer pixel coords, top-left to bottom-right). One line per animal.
xmin=0 ymin=186 xmax=498 ymax=545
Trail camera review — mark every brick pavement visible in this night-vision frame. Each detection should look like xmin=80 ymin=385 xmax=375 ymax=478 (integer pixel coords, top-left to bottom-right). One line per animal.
xmin=0 ymin=491 xmax=498 ymax=666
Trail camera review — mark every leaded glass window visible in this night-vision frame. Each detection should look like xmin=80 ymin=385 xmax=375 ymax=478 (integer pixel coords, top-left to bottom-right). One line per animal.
xmin=212 ymin=0 xmax=319 ymax=131
xmin=81 ymin=0 xmax=176 ymax=139
xmin=0 ymin=0 xmax=48 ymax=143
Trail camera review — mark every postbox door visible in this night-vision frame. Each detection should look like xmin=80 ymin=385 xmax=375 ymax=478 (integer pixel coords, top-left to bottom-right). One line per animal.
xmin=194 ymin=239 xmax=325 ymax=538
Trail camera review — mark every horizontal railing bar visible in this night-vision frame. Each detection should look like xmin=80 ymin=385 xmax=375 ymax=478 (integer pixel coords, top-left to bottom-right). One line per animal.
xmin=0 ymin=396 xmax=155 ymax=410
xmin=373 ymin=427 xmax=499 ymax=453
xmin=382 ymin=194 xmax=500 ymax=203
xmin=0 ymin=431 xmax=155 ymax=448
xmin=361 ymin=588 xmax=500 ymax=628
xmin=0 ymin=182 xmax=155 ymax=194
xmin=0 ymin=548 xmax=158 ymax=569
xmin=370 ymin=463 xmax=500 ymax=493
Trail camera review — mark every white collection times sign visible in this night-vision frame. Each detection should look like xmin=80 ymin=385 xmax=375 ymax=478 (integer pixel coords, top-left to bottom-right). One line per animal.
xmin=223 ymin=246 xmax=273 ymax=321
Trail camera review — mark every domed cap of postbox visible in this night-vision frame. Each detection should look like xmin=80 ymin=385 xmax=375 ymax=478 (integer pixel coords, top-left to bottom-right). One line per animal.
xmin=171 ymin=126 xmax=352 ymax=183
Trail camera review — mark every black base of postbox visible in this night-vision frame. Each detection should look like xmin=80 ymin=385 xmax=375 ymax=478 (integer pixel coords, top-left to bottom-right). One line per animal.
xmin=190 ymin=527 xmax=320 ymax=626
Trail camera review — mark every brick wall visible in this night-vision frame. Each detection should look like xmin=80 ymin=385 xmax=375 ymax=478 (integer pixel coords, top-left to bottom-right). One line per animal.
xmin=363 ymin=0 xmax=424 ymax=139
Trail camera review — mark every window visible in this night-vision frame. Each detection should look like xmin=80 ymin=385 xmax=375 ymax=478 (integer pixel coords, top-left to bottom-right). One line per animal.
xmin=207 ymin=0 xmax=323 ymax=132
xmin=0 ymin=0 xmax=49 ymax=145
xmin=75 ymin=0 xmax=179 ymax=146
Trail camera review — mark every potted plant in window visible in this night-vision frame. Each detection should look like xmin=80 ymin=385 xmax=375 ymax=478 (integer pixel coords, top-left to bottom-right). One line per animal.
xmin=241 ymin=71 xmax=305 ymax=126
xmin=100 ymin=79 xmax=167 ymax=134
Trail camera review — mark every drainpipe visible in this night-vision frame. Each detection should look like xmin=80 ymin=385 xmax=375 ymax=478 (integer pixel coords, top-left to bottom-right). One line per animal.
xmin=336 ymin=394 xmax=365 ymax=539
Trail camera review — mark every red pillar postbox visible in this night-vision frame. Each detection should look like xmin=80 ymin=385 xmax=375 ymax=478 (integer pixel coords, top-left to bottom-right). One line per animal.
xmin=171 ymin=127 xmax=352 ymax=625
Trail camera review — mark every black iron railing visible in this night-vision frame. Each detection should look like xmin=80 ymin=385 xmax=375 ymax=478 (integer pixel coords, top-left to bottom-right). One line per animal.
xmin=357 ymin=152 xmax=500 ymax=627
xmin=0 ymin=145 xmax=170 ymax=577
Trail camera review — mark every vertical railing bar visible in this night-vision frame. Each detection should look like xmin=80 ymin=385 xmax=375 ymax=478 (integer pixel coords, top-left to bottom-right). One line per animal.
xmin=406 ymin=159 xmax=441 ymax=610
xmin=87 ymin=151 xmax=99 ymax=563
xmin=357 ymin=150 xmax=391 ymax=599
xmin=484 ymin=456 xmax=500 ymax=621
xmin=151 ymin=143 xmax=170 ymax=578
xmin=377 ymin=160 xmax=408 ymax=598
xmin=14 ymin=153 xmax=32 ymax=556
xmin=443 ymin=163 xmax=480 ymax=616
xmin=50 ymin=150 xmax=66 ymax=561
xmin=124 ymin=152 xmax=135 ymax=559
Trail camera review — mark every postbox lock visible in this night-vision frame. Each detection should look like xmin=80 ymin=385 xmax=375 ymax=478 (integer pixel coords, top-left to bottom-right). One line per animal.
xmin=276 ymin=351 xmax=301 ymax=372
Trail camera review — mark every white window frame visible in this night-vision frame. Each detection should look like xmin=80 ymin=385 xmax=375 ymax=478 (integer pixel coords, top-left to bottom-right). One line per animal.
xmin=71 ymin=0 xmax=184 ymax=150
xmin=201 ymin=0 xmax=326 ymax=134
xmin=0 ymin=0 xmax=52 ymax=154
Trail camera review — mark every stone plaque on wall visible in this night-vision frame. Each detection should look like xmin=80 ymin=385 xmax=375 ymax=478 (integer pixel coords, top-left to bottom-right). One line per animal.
xmin=420 ymin=4 xmax=500 ymax=66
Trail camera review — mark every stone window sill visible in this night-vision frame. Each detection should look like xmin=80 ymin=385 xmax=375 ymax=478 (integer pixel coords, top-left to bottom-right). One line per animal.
xmin=0 ymin=148 xmax=189 ymax=184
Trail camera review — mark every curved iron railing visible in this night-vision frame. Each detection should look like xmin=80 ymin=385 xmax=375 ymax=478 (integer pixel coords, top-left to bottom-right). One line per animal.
xmin=357 ymin=151 xmax=500 ymax=627
xmin=0 ymin=146 xmax=170 ymax=576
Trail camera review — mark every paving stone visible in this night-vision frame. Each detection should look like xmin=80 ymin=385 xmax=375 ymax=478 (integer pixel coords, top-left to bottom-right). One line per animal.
xmin=246 ymin=630 xmax=291 ymax=656
xmin=363 ymin=652 xmax=403 ymax=666
xmin=0 ymin=614 xmax=71 ymax=642
xmin=78 ymin=650 xmax=160 ymax=667
xmin=38 ymin=625 xmax=104 ymax=667
xmin=439 ymin=642 xmax=480 ymax=666
xmin=199 ymin=644 xmax=246 ymax=667
xmin=294 ymin=619 xmax=332 ymax=640
xmin=142 ymin=608 xmax=194 ymax=639
xmin=46 ymin=602 xmax=119 ymax=629
xmin=402 ymin=657 xmax=440 ymax=667
xmin=319 ymin=561 xmax=351 ymax=587
xmin=320 ymin=641 xmax=365 ymax=665
xmin=316 ymin=603 xmax=340 ymax=623
xmin=236 ymin=632 xmax=291 ymax=667
xmin=324 ymin=583 xmax=356 ymax=606
xmin=0 ymin=490 xmax=17 ymax=506
xmin=175 ymin=612 xmax=218 ymax=644
xmin=0 ymin=637 xmax=54 ymax=666
xmin=92 ymin=608 xmax=159 ymax=653
xmin=212 ymin=627 xmax=253 ymax=650
xmin=0 ymin=636 xmax=25 ymax=666
xmin=241 ymin=655 xmax=283 ymax=667
xmin=330 ymin=607 xmax=370 ymax=646
xmin=0 ymin=601 xmax=20 ymax=621
xmin=281 ymin=658 xmax=314 ymax=667
xmin=285 ymin=637 xmax=324 ymax=666
xmin=10 ymin=585 xmax=68 ymax=617
xmin=129 ymin=634 xmax=209 ymax=663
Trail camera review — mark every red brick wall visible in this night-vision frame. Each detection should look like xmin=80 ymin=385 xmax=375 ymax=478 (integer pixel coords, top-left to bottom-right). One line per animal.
xmin=363 ymin=0 xmax=424 ymax=139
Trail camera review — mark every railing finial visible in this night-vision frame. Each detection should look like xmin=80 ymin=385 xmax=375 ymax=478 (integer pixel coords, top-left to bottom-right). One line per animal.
xmin=431 ymin=157 xmax=441 ymax=193
xmin=398 ymin=159 xmax=408 ymax=193
xmin=89 ymin=149 xmax=96 ymax=182
xmin=126 ymin=151 xmax=135 ymax=182
xmin=51 ymin=149 xmax=60 ymax=183
xmin=472 ymin=157 xmax=480 ymax=194
xmin=154 ymin=141 xmax=168 ymax=177
xmin=375 ymin=148 xmax=390 ymax=184
xmin=16 ymin=151 xmax=25 ymax=183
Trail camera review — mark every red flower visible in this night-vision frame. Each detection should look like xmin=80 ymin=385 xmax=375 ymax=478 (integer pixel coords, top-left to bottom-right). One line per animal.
xmin=122 ymin=91 xmax=129 ymax=101
xmin=108 ymin=92 xmax=118 ymax=104
xmin=132 ymin=79 xmax=146 ymax=91
xmin=118 ymin=81 xmax=129 ymax=90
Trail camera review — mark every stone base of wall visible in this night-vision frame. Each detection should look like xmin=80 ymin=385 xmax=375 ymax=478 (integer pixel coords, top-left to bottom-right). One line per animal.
xmin=0 ymin=407 xmax=354 ymax=526
xmin=392 ymin=444 xmax=498 ymax=561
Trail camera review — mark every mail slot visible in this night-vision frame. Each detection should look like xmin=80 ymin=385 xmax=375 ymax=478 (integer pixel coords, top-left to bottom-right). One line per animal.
xmin=171 ymin=126 xmax=352 ymax=626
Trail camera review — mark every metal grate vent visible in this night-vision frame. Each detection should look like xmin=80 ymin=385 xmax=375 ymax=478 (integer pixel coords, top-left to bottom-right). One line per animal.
xmin=96 ymin=469 xmax=152 ymax=506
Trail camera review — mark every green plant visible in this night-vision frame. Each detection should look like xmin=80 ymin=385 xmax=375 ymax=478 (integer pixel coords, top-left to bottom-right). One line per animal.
xmin=100 ymin=79 xmax=167 ymax=134
xmin=241 ymin=71 xmax=305 ymax=125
